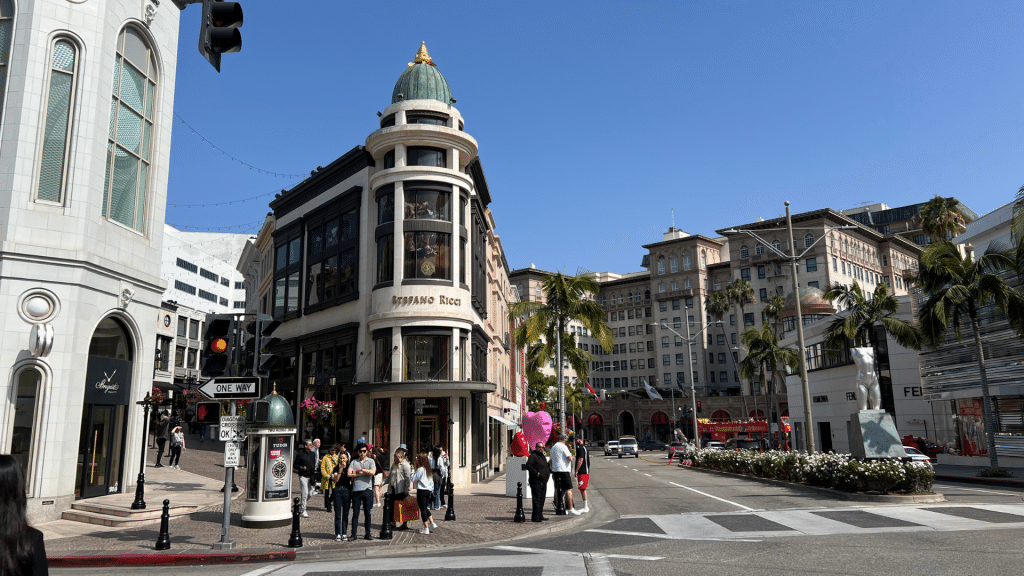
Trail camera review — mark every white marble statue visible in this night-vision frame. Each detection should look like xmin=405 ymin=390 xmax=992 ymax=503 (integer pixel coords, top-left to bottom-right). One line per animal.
xmin=850 ymin=347 xmax=881 ymax=411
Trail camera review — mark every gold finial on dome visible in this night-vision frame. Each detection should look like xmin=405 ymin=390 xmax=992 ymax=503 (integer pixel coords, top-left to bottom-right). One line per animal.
xmin=272 ymin=382 xmax=278 ymax=395
xmin=410 ymin=41 xmax=436 ymax=67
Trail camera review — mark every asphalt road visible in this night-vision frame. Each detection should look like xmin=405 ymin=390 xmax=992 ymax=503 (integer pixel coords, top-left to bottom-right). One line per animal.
xmin=55 ymin=451 xmax=1024 ymax=576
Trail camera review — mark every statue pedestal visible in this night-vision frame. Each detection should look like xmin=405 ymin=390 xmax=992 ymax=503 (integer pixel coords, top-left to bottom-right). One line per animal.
xmin=849 ymin=410 xmax=908 ymax=459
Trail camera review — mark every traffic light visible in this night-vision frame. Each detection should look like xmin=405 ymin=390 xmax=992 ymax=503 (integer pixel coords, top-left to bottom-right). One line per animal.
xmin=246 ymin=400 xmax=270 ymax=425
xmin=696 ymin=400 xmax=702 ymax=413
xmin=251 ymin=313 xmax=281 ymax=378
xmin=200 ymin=314 xmax=237 ymax=377
xmin=199 ymin=0 xmax=243 ymax=72
xmin=196 ymin=401 xmax=222 ymax=424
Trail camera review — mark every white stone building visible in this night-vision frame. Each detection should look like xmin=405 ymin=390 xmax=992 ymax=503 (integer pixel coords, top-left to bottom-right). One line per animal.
xmin=0 ymin=0 xmax=179 ymax=521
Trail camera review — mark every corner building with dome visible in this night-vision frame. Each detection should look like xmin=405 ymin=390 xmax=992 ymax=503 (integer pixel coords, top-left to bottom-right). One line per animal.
xmin=249 ymin=44 xmax=523 ymax=486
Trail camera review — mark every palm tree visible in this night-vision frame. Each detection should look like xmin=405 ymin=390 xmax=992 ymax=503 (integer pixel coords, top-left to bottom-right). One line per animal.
xmin=761 ymin=294 xmax=786 ymax=425
xmin=509 ymin=269 xmax=614 ymax=435
xmin=739 ymin=324 xmax=802 ymax=450
xmin=915 ymin=240 xmax=1024 ymax=469
xmin=822 ymin=280 xmax=922 ymax=369
xmin=917 ymin=195 xmax=968 ymax=241
xmin=706 ymin=290 xmax=746 ymax=415
xmin=726 ymin=278 xmax=755 ymax=400
xmin=565 ymin=379 xmax=592 ymax=437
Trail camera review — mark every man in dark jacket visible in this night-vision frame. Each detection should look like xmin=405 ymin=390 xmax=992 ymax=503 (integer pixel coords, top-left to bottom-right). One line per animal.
xmin=154 ymin=411 xmax=169 ymax=467
xmin=524 ymin=442 xmax=550 ymax=522
xmin=294 ymin=440 xmax=316 ymax=517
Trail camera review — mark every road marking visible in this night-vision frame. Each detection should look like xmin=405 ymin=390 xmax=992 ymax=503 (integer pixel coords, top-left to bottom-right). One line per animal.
xmin=585 ymin=553 xmax=615 ymax=576
xmin=240 ymin=565 xmax=286 ymax=576
xmin=586 ymin=528 xmax=761 ymax=542
xmin=669 ymin=481 xmax=755 ymax=511
xmin=644 ymin=473 xmax=652 ymax=476
xmin=497 ymin=546 xmax=663 ymax=562
xmin=935 ymin=484 xmax=1024 ymax=497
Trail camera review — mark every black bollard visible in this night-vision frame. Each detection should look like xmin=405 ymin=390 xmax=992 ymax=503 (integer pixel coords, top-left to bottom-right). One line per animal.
xmin=554 ymin=478 xmax=566 ymax=515
xmin=514 ymin=482 xmax=526 ymax=523
xmin=444 ymin=478 xmax=456 ymax=521
xmin=154 ymin=499 xmax=171 ymax=550
xmin=379 ymin=491 xmax=393 ymax=540
xmin=287 ymin=497 xmax=303 ymax=548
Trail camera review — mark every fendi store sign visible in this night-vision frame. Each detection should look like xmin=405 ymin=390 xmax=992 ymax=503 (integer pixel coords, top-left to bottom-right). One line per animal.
xmin=392 ymin=294 xmax=462 ymax=307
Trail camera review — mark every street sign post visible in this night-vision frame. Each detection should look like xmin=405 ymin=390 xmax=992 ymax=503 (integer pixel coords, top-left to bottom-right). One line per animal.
xmin=199 ymin=377 xmax=260 ymax=400
xmin=219 ymin=416 xmax=246 ymax=442
xmin=224 ymin=441 xmax=240 ymax=468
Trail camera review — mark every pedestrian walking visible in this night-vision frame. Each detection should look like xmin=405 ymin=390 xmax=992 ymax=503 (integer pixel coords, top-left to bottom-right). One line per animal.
xmin=168 ymin=426 xmax=185 ymax=470
xmin=438 ymin=447 xmax=450 ymax=507
xmin=372 ymin=446 xmax=388 ymax=507
xmin=347 ymin=443 xmax=375 ymax=540
xmin=310 ymin=439 xmax=322 ymax=496
xmin=411 ymin=453 xmax=437 ymax=534
xmin=0 ymin=455 xmax=48 ymax=576
xmin=429 ymin=446 xmax=447 ymax=509
xmin=573 ymin=437 xmax=591 ymax=513
xmin=331 ymin=451 xmax=351 ymax=541
xmin=524 ymin=442 xmax=549 ymax=522
xmin=388 ymin=445 xmax=413 ymax=530
xmin=294 ymin=439 xmax=316 ymax=517
xmin=154 ymin=411 xmax=169 ymax=467
xmin=320 ymin=444 xmax=340 ymax=513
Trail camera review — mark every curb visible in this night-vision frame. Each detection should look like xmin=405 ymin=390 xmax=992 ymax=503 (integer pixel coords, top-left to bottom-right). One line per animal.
xmin=935 ymin=474 xmax=1024 ymax=489
xmin=682 ymin=464 xmax=947 ymax=503
xmin=48 ymin=550 xmax=296 ymax=568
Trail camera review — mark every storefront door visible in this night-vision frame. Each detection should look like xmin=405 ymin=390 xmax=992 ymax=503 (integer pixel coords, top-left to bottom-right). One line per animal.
xmin=76 ymin=405 xmax=122 ymax=499
xmin=414 ymin=416 xmax=438 ymax=454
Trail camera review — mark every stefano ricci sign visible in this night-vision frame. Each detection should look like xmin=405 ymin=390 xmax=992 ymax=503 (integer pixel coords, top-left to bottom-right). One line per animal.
xmin=392 ymin=294 xmax=462 ymax=307
xmin=84 ymin=356 xmax=133 ymax=405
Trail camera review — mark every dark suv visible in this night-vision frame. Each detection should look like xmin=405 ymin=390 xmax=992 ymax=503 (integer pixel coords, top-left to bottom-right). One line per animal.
xmin=725 ymin=437 xmax=763 ymax=451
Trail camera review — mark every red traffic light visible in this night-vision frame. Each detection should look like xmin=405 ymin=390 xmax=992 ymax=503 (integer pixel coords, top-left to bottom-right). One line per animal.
xmin=209 ymin=337 xmax=228 ymax=354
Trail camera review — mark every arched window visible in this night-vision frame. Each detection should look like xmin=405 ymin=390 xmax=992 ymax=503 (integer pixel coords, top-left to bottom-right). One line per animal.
xmin=700 ymin=250 xmax=707 ymax=269
xmin=804 ymin=233 xmax=814 ymax=248
xmin=10 ymin=366 xmax=44 ymax=482
xmin=0 ymin=1 xmax=13 ymax=115
xmin=710 ymin=410 xmax=730 ymax=423
xmin=36 ymin=38 xmax=80 ymax=204
xmin=772 ymin=239 xmax=781 ymax=252
xmin=740 ymin=244 xmax=749 ymax=258
xmin=657 ymin=256 xmax=665 ymax=275
xmin=627 ymin=292 xmax=633 ymax=302
xmin=535 ymin=284 xmax=542 ymax=299
xmin=755 ymin=243 xmax=764 ymax=255
xmin=104 ymin=26 xmax=158 ymax=232
xmin=618 ymin=293 xmax=624 ymax=304
xmin=644 ymin=290 xmax=650 ymax=300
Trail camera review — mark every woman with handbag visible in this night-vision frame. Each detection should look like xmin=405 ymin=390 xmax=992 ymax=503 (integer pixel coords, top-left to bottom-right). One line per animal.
xmin=387 ymin=445 xmax=413 ymax=530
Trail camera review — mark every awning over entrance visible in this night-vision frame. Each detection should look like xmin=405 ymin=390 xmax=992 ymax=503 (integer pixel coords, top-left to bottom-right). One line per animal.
xmin=489 ymin=414 xmax=517 ymax=430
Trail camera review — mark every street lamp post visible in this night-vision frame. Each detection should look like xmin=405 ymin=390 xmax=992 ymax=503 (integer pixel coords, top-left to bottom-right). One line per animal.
xmin=723 ymin=203 xmax=858 ymax=453
xmin=131 ymin=393 xmax=152 ymax=510
xmin=652 ymin=321 xmax=721 ymax=445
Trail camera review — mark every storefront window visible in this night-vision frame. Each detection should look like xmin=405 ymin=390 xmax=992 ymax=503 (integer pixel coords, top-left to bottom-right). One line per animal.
xmin=376 ymin=234 xmax=393 ymax=284
xmin=404 ymin=232 xmax=450 ymax=280
xmin=12 ymin=369 xmax=41 ymax=474
xmin=403 ymin=334 xmax=450 ymax=381
xmin=374 ymin=334 xmax=393 ymax=382
xmin=404 ymin=188 xmax=450 ymax=221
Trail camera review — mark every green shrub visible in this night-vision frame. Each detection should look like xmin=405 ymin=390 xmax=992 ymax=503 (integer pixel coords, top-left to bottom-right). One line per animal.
xmin=977 ymin=468 xmax=1013 ymax=478
xmin=687 ymin=449 xmax=934 ymax=494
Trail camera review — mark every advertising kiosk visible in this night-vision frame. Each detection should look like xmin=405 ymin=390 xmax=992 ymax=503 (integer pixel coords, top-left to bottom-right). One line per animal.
xmin=241 ymin=387 xmax=297 ymax=528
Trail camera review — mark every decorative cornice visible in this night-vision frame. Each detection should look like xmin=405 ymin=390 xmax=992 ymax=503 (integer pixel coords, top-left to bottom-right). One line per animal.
xmin=270 ymin=146 xmax=374 ymax=219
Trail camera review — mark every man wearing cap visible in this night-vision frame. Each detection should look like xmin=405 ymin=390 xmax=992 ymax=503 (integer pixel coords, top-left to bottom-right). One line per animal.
xmin=524 ymin=442 xmax=550 ymax=522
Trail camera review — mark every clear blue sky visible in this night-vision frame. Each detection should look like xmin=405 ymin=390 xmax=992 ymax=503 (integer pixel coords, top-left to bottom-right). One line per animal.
xmin=168 ymin=1 xmax=1023 ymax=274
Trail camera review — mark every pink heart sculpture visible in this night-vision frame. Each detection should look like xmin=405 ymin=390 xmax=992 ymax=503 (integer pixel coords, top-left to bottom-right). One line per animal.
xmin=523 ymin=411 xmax=553 ymax=450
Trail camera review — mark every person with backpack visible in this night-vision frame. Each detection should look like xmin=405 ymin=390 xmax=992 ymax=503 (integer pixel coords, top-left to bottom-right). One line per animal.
xmin=168 ymin=426 xmax=185 ymax=470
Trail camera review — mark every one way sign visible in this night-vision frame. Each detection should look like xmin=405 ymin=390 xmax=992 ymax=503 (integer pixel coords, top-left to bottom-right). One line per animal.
xmin=199 ymin=377 xmax=261 ymax=399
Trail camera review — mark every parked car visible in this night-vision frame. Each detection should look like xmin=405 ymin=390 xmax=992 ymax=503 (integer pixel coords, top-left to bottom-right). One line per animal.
xmin=704 ymin=441 xmax=727 ymax=450
xmin=725 ymin=436 xmax=763 ymax=452
xmin=604 ymin=441 xmax=619 ymax=456
xmin=618 ymin=436 xmax=639 ymax=458
xmin=639 ymin=439 xmax=668 ymax=451
xmin=903 ymin=446 xmax=934 ymax=470
xmin=668 ymin=441 xmax=688 ymax=460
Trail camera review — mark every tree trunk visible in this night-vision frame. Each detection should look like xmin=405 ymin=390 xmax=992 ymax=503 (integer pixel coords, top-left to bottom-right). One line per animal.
xmin=970 ymin=312 xmax=1000 ymax=469
xmin=721 ymin=321 xmax=748 ymax=416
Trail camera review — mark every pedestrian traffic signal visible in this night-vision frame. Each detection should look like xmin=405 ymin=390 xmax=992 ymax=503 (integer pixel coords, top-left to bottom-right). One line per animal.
xmin=200 ymin=314 xmax=237 ymax=377
xmin=196 ymin=401 xmax=222 ymax=424
xmin=252 ymin=313 xmax=281 ymax=378
xmin=246 ymin=400 xmax=269 ymax=424
xmin=198 ymin=0 xmax=243 ymax=72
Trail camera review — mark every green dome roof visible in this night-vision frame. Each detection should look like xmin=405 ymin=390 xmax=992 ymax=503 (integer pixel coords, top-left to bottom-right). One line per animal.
xmin=392 ymin=42 xmax=454 ymax=106
xmin=262 ymin=388 xmax=295 ymax=427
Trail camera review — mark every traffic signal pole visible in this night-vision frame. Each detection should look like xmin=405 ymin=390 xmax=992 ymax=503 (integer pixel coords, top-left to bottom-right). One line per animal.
xmin=212 ymin=399 xmax=236 ymax=550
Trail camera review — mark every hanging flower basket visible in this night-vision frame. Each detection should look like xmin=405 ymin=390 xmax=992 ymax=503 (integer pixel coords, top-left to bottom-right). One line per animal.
xmin=300 ymin=397 xmax=338 ymax=425
xmin=150 ymin=387 xmax=165 ymax=407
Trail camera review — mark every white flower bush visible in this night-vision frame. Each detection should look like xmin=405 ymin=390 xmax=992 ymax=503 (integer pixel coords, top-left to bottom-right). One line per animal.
xmin=684 ymin=448 xmax=934 ymax=494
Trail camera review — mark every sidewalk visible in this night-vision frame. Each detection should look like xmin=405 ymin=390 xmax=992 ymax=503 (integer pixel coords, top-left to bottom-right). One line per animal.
xmin=40 ymin=435 xmax=589 ymax=567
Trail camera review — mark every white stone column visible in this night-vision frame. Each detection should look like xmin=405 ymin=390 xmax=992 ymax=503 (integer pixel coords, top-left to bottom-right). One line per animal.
xmin=451 ymin=327 xmax=461 ymax=381
xmin=391 ymin=326 xmax=403 ymax=383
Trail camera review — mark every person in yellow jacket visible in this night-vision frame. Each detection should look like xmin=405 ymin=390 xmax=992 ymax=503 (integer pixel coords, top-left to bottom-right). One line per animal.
xmin=320 ymin=444 xmax=341 ymax=513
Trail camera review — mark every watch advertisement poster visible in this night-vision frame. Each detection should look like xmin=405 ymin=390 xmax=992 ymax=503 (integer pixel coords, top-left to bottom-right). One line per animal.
xmin=264 ymin=436 xmax=292 ymax=500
